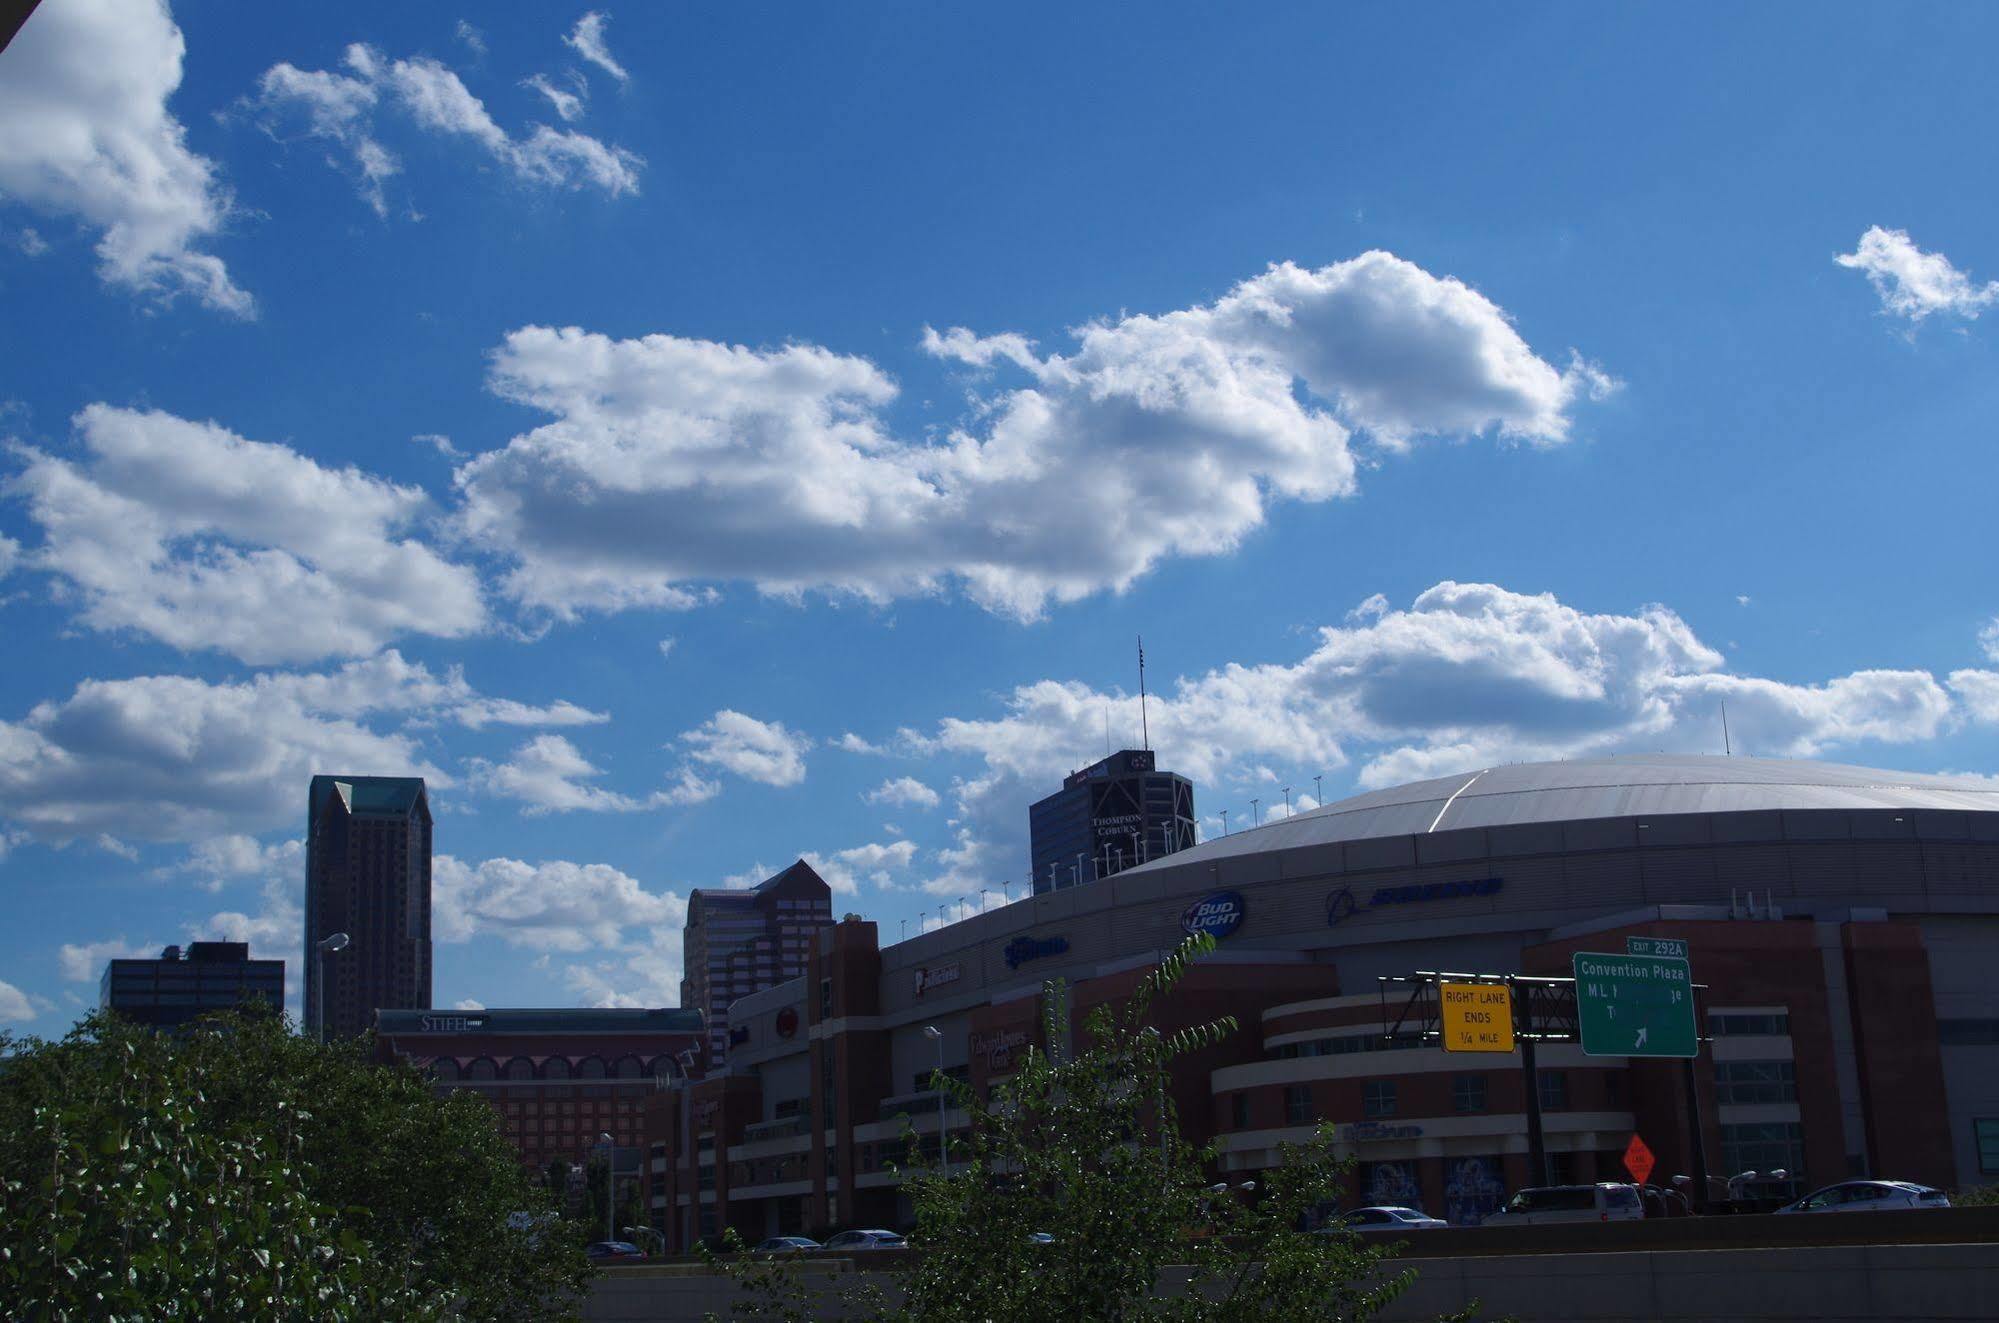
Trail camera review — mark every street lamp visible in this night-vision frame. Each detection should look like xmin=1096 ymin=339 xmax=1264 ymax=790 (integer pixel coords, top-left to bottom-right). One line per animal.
xmin=313 ymin=932 xmax=349 ymax=1042
xmin=923 ymin=1026 xmax=945 ymax=1167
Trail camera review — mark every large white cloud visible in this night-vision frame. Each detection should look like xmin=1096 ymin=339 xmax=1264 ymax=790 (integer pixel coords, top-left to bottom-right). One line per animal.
xmin=680 ymin=710 xmax=810 ymax=787
xmin=435 ymin=854 xmax=686 ymax=951
xmin=455 ymin=253 xmax=1610 ymax=619
xmin=246 ymin=39 xmax=640 ymax=215
xmin=10 ymin=405 xmax=485 ymax=664
xmin=0 ymin=650 xmax=585 ymax=843
xmin=894 ymin=581 xmax=1963 ymax=894
xmin=473 ymin=734 xmax=716 ymax=813
xmin=1836 ymin=227 xmax=1998 ymax=324
xmin=0 ymin=0 xmax=251 ymax=314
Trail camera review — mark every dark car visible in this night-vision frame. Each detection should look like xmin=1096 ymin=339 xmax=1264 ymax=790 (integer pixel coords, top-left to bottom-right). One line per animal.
xmin=752 ymin=1236 xmax=823 ymax=1253
xmin=585 ymin=1240 xmax=648 ymax=1262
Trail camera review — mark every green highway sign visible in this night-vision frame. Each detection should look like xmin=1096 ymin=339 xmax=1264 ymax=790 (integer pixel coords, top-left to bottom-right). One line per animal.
xmin=1572 ymin=951 xmax=1697 ymax=1058
xmin=1625 ymin=936 xmax=1688 ymax=959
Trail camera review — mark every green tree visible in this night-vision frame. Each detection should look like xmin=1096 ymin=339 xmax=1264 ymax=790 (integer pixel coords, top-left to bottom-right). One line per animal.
xmin=0 ymin=1007 xmax=590 ymax=1322
xmin=709 ymin=933 xmax=1473 ymax=1322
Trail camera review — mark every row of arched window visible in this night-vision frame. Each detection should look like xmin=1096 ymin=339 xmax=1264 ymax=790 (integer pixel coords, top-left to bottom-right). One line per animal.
xmin=428 ymin=1054 xmax=669 ymax=1082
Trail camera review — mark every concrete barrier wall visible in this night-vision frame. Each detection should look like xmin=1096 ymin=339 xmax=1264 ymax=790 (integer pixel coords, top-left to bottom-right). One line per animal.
xmin=588 ymin=1240 xmax=1999 ymax=1323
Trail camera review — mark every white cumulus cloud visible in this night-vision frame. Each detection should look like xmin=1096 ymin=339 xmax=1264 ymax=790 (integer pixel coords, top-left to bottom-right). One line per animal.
xmin=1836 ymin=226 xmax=1998 ymax=324
xmin=435 ymin=854 xmax=686 ymax=951
xmin=0 ymin=978 xmax=39 ymax=1022
xmin=0 ymin=650 xmax=566 ymax=844
xmin=475 ymin=734 xmax=717 ymax=813
xmin=865 ymin=775 xmax=940 ymax=809
xmin=58 ymin=936 xmax=158 ymax=982
xmin=890 ymin=581 xmax=1964 ymax=895
xmin=10 ymin=405 xmax=485 ymax=664
xmin=803 ymin=839 xmax=918 ymax=895
xmin=680 ymin=710 xmax=809 ymax=787
xmin=455 ymin=253 xmax=1608 ymax=620
xmin=0 ymin=0 xmax=251 ymax=314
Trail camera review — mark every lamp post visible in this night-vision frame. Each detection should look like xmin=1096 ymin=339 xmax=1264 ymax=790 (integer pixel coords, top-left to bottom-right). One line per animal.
xmin=1282 ymin=787 xmax=1291 ymax=818
xmin=1250 ymin=798 xmax=1260 ymax=828
xmin=313 ymin=932 xmax=349 ymax=1042
xmin=923 ymin=1025 xmax=945 ymax=1167
xmin=1314 ymin=775 xmax=1323 ymax=809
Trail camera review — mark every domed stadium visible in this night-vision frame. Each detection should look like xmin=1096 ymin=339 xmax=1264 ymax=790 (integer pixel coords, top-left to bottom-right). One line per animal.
xmin=654 ymin=755 xmax=1999 ymax=1246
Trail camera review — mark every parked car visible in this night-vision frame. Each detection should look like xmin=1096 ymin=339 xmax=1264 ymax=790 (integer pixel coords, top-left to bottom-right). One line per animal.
xmin=584 ymin=1240 xmax=648 ymax=1262
xmin=1487 ymin=1183 xmax=1645 ymax=1225
xmin=752 ymin=1236 xmax=823 ymax=1253
xmin=1334 ymin=1206 xmax=1449 ymax=1232
xmin=823 ymin=1228 xmax=908 ymax=1250
xmin=1775 ymin=1181 xmax=1951 ymax=1214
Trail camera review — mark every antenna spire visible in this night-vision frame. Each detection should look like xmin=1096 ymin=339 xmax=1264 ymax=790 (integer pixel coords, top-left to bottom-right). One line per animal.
xmin=1138 ymin=635 xmax=1150 ymax=751
xmin=1721 ymin=701 xmax=1732 ymax=757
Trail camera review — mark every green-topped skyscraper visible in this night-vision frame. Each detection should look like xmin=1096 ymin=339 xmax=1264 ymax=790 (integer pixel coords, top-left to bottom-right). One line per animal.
xmin=305 ymin=775 xmax=432 ymax=1041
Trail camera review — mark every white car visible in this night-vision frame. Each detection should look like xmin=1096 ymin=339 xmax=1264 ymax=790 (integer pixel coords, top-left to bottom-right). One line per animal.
xmin=1775 ymin=1181 xmax=1950 ymax=1214
xmin=1337 ymin=1206 xmax=1449 ymax=1232
xmin=1488 ymin=1183 xmax=1645 ymax=1225
xmin=823 ymin=1228 xmax=908 ymax=1250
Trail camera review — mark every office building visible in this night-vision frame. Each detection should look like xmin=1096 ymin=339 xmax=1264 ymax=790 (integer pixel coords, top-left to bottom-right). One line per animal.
xmin=643 ymin=756 xmax=1999 ymax=1247
xmin=1029 ymin=748 xmax=1196 ymax=894
xmin=305 ymin=775 xmax=432 ymax=1041
xmin=100 ymin=941 xmax=284 ymax=1030
xmin=680 ymin=860 xmax=833 ymax=1064
xmin=375 ymin=1006 xmax=706 ymax=1175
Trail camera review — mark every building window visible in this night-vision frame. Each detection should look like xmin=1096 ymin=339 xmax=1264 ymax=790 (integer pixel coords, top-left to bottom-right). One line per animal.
xmin=1708 ymin=1011 xmax=1790 ymax=1037
xmin=1452 ymin=1074 xmax=1486 ymax=1114
xmin=1230 ymin=1092 xmax=1249 ymax=1130
xmin=1537 ymin=1070 xmax=1568 ymax=1113
xmin=1720 ymin=1122 xmax=1803 ymax=1179
xmin=1284 ymin=1085 xmax=1312 ymax=1126
xmin=819 ymin=979 xmax=833 ymax=1019
xmin=1362 ymin=1081 xmax=1396 ymax=1118
xmin=1714 ymin=1061 xmax=1797 ymax=1106
xmin=1976 ymin=1119 xmax=1999 ymax=1174
xmin=1604 ymin=1072 xmax=1625 ymax=1109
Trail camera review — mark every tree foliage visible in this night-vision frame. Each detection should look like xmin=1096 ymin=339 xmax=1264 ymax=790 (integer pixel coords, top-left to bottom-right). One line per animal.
xmin=0 ymin=1007 xmax=590 ymax=1322
xmin=710 ymin=933 xmax=1475 ymax=1322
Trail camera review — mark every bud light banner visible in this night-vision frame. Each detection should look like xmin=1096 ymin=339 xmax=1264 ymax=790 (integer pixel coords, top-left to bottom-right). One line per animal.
xmin=1181 ymin=890 xmax=1246 ymax=941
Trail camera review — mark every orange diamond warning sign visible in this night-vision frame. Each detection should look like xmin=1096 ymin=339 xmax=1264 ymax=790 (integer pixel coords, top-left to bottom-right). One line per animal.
xmin=1623 ymin=1134 xmax=1655 ymax=1185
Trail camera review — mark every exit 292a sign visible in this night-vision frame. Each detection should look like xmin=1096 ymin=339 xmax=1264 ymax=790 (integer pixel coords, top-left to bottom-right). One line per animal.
xmin=1572 ymin=952 xmax=1697 ymax=1058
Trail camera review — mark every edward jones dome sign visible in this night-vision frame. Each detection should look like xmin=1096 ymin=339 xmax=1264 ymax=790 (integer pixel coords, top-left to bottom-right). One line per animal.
xmin=1181 ymin=890 xmax=1246 ymax=941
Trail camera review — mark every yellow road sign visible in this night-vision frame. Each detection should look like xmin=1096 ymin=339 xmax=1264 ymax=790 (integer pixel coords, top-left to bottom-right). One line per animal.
xmin=1440 ymin=982 xmax=1514 ymax=1052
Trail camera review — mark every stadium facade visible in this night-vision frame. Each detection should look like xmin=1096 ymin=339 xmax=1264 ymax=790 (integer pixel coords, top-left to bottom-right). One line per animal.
xmin=642 ymin=755 xmax=1999 ymax=1248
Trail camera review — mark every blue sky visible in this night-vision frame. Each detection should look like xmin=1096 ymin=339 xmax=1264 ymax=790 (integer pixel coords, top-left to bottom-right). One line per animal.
xmin=3 ymin=0 xmax=1997 ymax=1029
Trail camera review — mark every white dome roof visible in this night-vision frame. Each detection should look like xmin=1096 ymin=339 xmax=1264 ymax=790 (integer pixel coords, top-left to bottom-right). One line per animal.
xmin=1131 ymin=754 xmax=1999 ymax=871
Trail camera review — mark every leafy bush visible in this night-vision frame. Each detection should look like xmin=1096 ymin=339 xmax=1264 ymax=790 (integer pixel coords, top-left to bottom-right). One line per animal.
xmin=0 ymin=1007 xmax=589 ymax=1322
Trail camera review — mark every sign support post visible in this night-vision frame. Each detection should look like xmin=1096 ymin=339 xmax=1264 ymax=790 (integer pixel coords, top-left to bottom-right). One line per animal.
xmin=1520 ymin=1011 xmax=1547 ymax=1188
xmin=1683 ymin=1055 xmax=1709 ymax=1208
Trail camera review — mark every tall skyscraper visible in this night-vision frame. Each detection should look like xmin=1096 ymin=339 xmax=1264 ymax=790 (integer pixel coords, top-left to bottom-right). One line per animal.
xmin=680 ymin=860 xmax=833 ymax=1064
xmin=1029 ymin=748 xmax=1196 ymax=894
xmin=305 ymin=775 xmax=432 ymax=1041
xmin=101 ymin=941 xmax=284 ymax=1030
